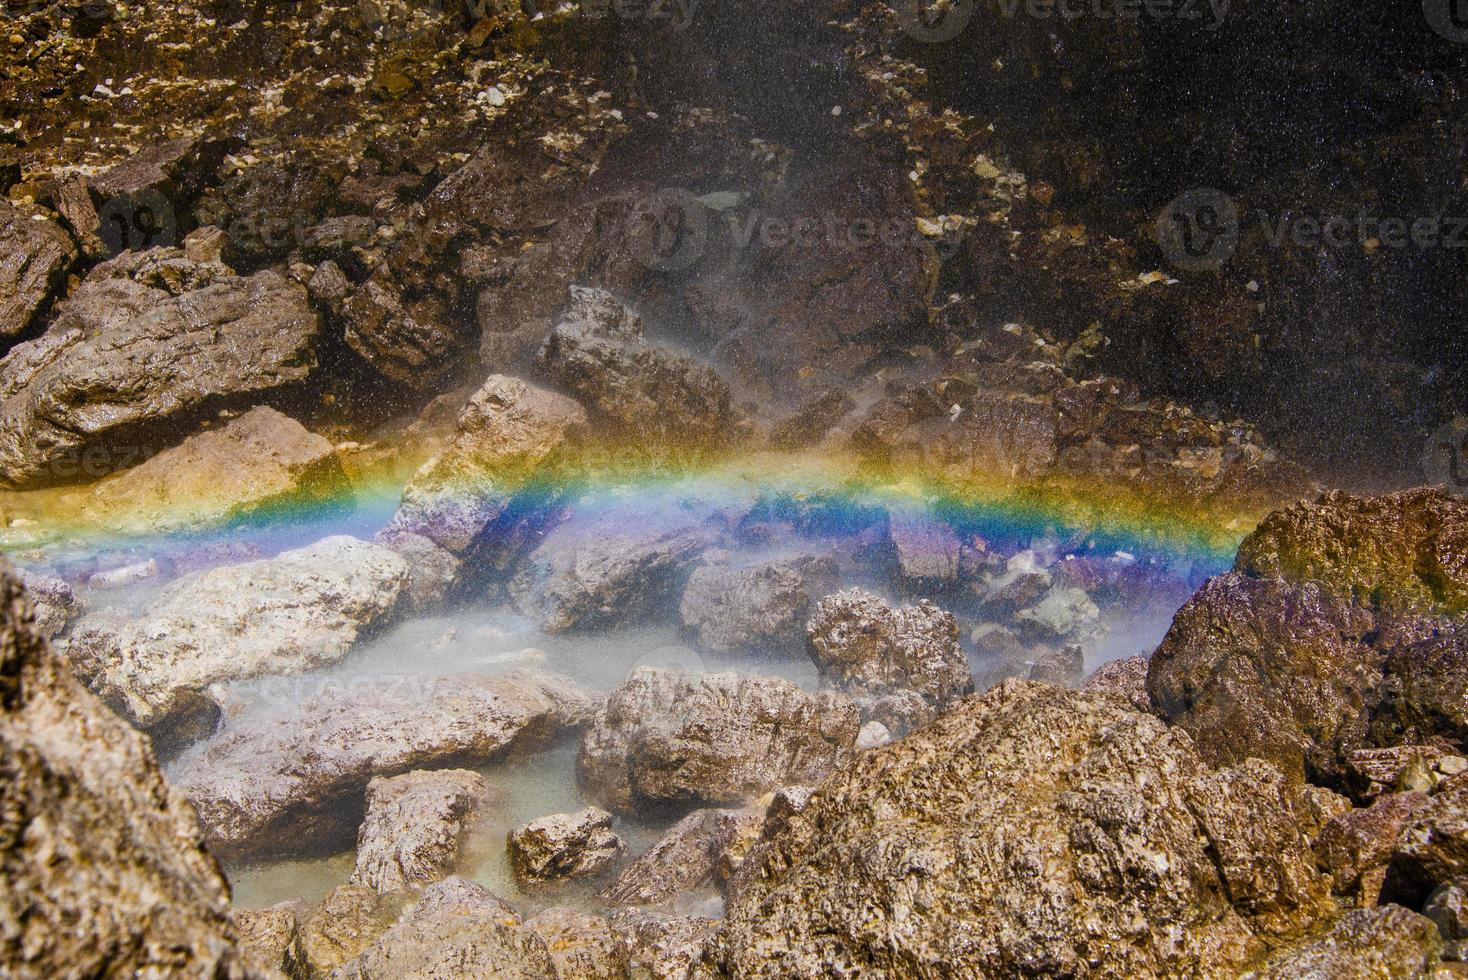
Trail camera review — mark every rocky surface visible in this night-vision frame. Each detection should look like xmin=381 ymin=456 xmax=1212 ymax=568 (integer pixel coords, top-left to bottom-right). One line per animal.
xmin=712 ymin=680 xmax=1335 ymax=978
xmin=79 ymin=405 xmax=347 ymax=535
xmin=601 ymin=805 xmax=764 ymax=907
xmin=608 ymin=910 xmax=717 ymax=980
xmin=0 ymin=253 xmax=319 ymax=488
xmin=352 ymin=768 xmax=495 ymax=893
xmin=805 ymin=588 xmax=972 ymax=711
xmin=1082 ymin=654 xmax=1153 ymax=711
xmin=1246 ymin=906 xmax=1443 ymax=979
xmin=0 ymin=201 xmax=74 ymax=347
xmin=1315 ymin=791 xmax=1430 ymax=904
xmin=508 ymin=806 xmax=625 ymax=885
xmin=679 ymin=553 xmax=839 ymax=656
xmin=0 ymin=563 xmax=260 ymax=977
xmin=68 ymin=535 xmax=408 ymax=755
xmin=175 ymin=668 xmax=596 ymax=862
xmin=293 ymin=884 xmax=398 ymax=979
xmin=1386 ymin=775 xmax=1468 ymax=908
xmin=523 ymin=907 xmax=628 ymax=980
xmin=15 ymin=566 xmax=75 ymax=641
xmin=578 ymin=668 xmax=860 ymax=815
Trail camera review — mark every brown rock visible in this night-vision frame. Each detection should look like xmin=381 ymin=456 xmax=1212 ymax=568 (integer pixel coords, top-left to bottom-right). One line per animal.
xmin=232 ymin=903 xmax=302 ymax=977
xmin=523 ymin=907 xmax=629 ymax=980
xmin=1387 ymin=775 xmax=1468 ymax=907
xmin=0 ymin=200 xmax=75 ymax=346
xmin=607 ymin=910 xmax=717 ymax=980
xmin=1029 ymin=643 xmax=1085 ymax=687
xmin=352 ymin=769 xmax=496 ymax=893
xmin=679 ymin=554 xmax=839 ymax=656
xmin=1083 ymin=654 xmax=1153 ymax=712
xmin=508 ymin=807 xmax=625 ymax=884
xmin=1246 ymin=906 xmax=1442 ymax=979
xmin=1315 ymin=792 xmax=1430 ymax=902
xmin=601 ymin=806 xmax=763 ymax=907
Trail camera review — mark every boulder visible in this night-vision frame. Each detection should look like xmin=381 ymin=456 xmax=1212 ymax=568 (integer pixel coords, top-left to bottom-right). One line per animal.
xmin=523 ymin=907 xmax=629 ymax=980
xmin=1245 ymin=906 xmax=1442 ymax=979
xmin=80 ymin=406 xmax=346 ymax=535
xmin=1014 ymin=585 xmax=1102 ymax=642
xmin=509 ymin=506 xmax=721 ymax=634
xmin=1425 ymin=878 xmax=1468 ymax=963
xmin=1315 ymin=792 xmax=1430 ymax=903
xmin=0 ymin=260 xmax=319 ymax=488
xmin=384 ymin=374 xmax=587 ymax=555
xmin=0 ymin=201 xmax=74 ymax=346
xmin=607 ymin=910 xmax=717 ymax=980
xmin=979 ymin=549 xmax=1052 ymax=612
xmin=805 ymin=588 xmax=972 ymax=710
xmin=15 ymin=566 xmax=75 ymax=641
xmin=341 ymin=266 xmax=463 ymax=388
xmin=292 ymin=884 xmax=396 ymax=979
xmin=535 ymin=287 xmax=734 ymax=452
xmin=508 ymin=807 xmax=625 ymax=884
xmin=175 ymin=668 xmax=596 ymax=862
xmin=373 ymin=529 xmax=463 ymax=615
xmin=578 ymin=668 xmax=860 ymax=815
xmin=1386 ymin=776 xmax=1468 ymax=907
xmin=332 ymin=876 xmax=553 ymax=980
xmin=0 ymin=563 xmax=259 ymax=977
xmin=1082 ymin=655 xmax=1153 ymax=712
xmin=352 ymin=769 xmax=496 ymax=893
xmin=1029 ymin=644 xmax=1084 ymax=688
xmin=232 ymin=903 xmax=303 ymax=977
xmin=713 ymin=681 xmax=1335 ymax=978
xmin=68 ymin=536 xmax=408 ymax=755
xmin=679 ymin=554 xmax=839 ymax=656
xmin=885 ymin=511 xmax=962 ymax=584
xmin=601 ymin=806 xmax=763 ymax=907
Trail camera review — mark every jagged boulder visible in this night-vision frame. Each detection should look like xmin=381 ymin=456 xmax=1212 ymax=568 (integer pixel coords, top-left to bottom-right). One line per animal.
xmin=293 ymin=884 xmax=397 ymax=979
xmin=0 ymin=255 xmax=319 ymax=488
xmin=578 ymin=668 xmax=860 ymax=815
xmin=68 ymin=536 xmax=408 ymax=755
xmin=1244 ymin=906 xmax=1442 ymax=979
xmin=352 ymin=769 xmax=496 ymax=893
xmin=0 ymin=201 xmax=74 ymax=346
xmin=679 ymin=554 xmax=839 ymax=656
xmin=175 ymin=668 xmax=596 ymax=862
xmin=523 ymin=907 xmax=629 ymax=980
xmin=601 ymin=806 xmax=764 ymax=907
xmin=508 ymin=807 xmax=625 ymax=884
xmin=1082 ymin=654 xmax=1153 ymax=712
xmin=712 ymin=681 xmax=1336 ymax=978
xmin=0 ymin=563 xmax=260 ymax=977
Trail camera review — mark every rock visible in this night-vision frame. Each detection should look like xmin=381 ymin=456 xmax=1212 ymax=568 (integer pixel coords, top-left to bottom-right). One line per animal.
xmin=523 ymin=907 xmax=629 ymax=980
xmin=175 ymin=668 xmax=595 ymax=862
xmin=1315 ymin=792 xmax=1430 ymax=903
xmin=679 ymin=554 xmax=839 ymax=656
xmin=509 ymin=507 xmax=720 ymax=634
xmin=1014 ymin=585 xmax=1102 ymax=642
xmin=1235 ymin=488 xmax=1468 ymax=615
xmin=341 ymin=266 xmax=464 ymax=388
xmin=1425 ymin=879 xmax=1468 ymax=962
xmin=805 ymin=588 xmax=972 ymax=710
xmin=1373 ymin=630 xmax=1468 ymax=752
xmin=578 ymin=668 xmax=860 ymax=815
xmin=0 ymin=262 xmax=319 ymax=488
xmin=1245 ymin=906 xmax=1442 ymax=979
xmin=0 ymin=563 xmax=258 ymax=977
xmin=55 ymin=176 xmax=106 ymax=260
xmin=352 ymin=769 xmax=496 ymax=893
xmin=0 ymin=200 xmax=74 ymax=345
xmin=601 ymin=806 xmax=763 ymax=907
xmin=535 ymin=287 xmax=734 ymax=452
xmin=607 ymin=910 xmax=717 ymax=980
xmin=855 ymin=720 xmax=892 ymax=750
xmin=1028 ymin=643 xmax=1084 ymax=687
xmin=1347 ymin=746 xmax=1453 ymax=801
xmin=292 ymin=884 xmax=397 ymax=979
xmin=713 ymin=680 xmax=1335 ymax=978
xmin=373 ymin=529 xmax=463 ymax=615
xmin=1147 ymin=572 xmax=1380 ymax=784
xmin=85 ymin=558 xmax=160 ymax=590
xmin=384 ymin=374 xmax=587 ymax=555
xmin=68 ymin=536 xmax=408 ymax=755
xmin=1386 ymin=775 xmax=1468 ymax=907
xmin=89 ymin=135 xmax=232 ymax=205
xmin=768 ymin=388 xmax=853 ymax=450
xmin=332 ymin=876 xmax=554 ymax=979
xmin=15 ymin=566 xmax=75 ymax=640
xmin=979 ymin=550 xmax=1052 ymax=612
xmin=1082 ymin=655 xmax=1153 ymax=712
xmin=233 ymin=902 xmax=303 ymax=977
xmin=79 ymin=406 xmax=346 ymax=535
xmin=508 ymin=806 xmax=625 ymax=884
xmin=885 ymin=511 xmax=962 ymax=584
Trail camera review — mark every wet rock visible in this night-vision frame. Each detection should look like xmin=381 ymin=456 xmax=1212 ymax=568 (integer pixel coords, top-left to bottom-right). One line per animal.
xmin=176 ymin=668 xmax=595 ymax=862
xmin=1386 ymin=776 xmax=1468 ymax=907
xmin=79 ymin=406 xmax=346 ymax=535
xmin=86 ymin=558 xmax=160 ymax=590
xmin=1147 ymin=572 xmax=1380 ymax=785
xmin=805 ymin=588 xmax=972 ymax=711
xmin=293 ymin=884 xmax=396 ymax=979
xmin=535 ymin=287 xmax=734 ymax=452
xmin=578 ymin=668 xmax=860 ymax=815
xmin=713 ymin=680 xmax=1335 ymax=978
xmin=54 ymin=176 xmax=105 ymax=260
xmin=1315 ymin=792 xmax=1430 ymax=903
xmin=1082 ymin=654 xmax=1153 ymax=712
xmin=68 ymin=536 xmax=408 ymax=755
xmin=0 ymin=261 xmax=319 ymax=488
xmin=373 ymin=529 xmax=463 ymax=615
xmin=679 ymin=554 xmax=839 ymax=656
xmin=1246 ymin=906 xmax=1442 ymax=979
xmin=768 ymin=388 xmax=853 ymax=450
xmin=233 ymin=902 xmax=303 ymax=977
xmin=1373 ymin=631 xmax=1468 ymax=752
xmin=341 ymin=266 xmax=463 ymax=388
xmin=523 ymin=907 xmax=629 ymax=980
xmin=0 ymin=200 xmax=74 ymax=346
xmin=333 ymin=876 xmax=552 ymax=979
xmin=1028 ymin=643 xmax=1084 ymax=687
xmin=1236 ymin=488 xmax=1468 ymax=615
xmin=1014 ymin=585 xmax=1102 ymax=642
xmin=607 ymin=910 xmax=717 ymax=980
xmin=384 ymin=374 xmax=587 ymax=555
xmin=980 ymin=549 xmax=1053 ymax=612
xmin=1425 ymin=879 xmax=1468 ymax=962
xmin=89 ymin=135 xmax=232 ymax=206
xmin=884 ymin=510 xmax=962 ymax=585
xmin=0 ymin=563 xmax=257 ymax=977
xmin=508 ymin=806 xmax=625 ymax=884
xmin=509 ymin=506 xmax=721 ymax=634
xmin=1347 ymin=746 xmax=1458 ymax=801
xmin=601 ymin=806 xmax=763 ymax=907
xmin=15 ymin=566 xmax=75 ymax=640
xmin=855 ymin=720 xmax=892 ymax=750
xmin=352 ymin=769 xmax=496 ymax=893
